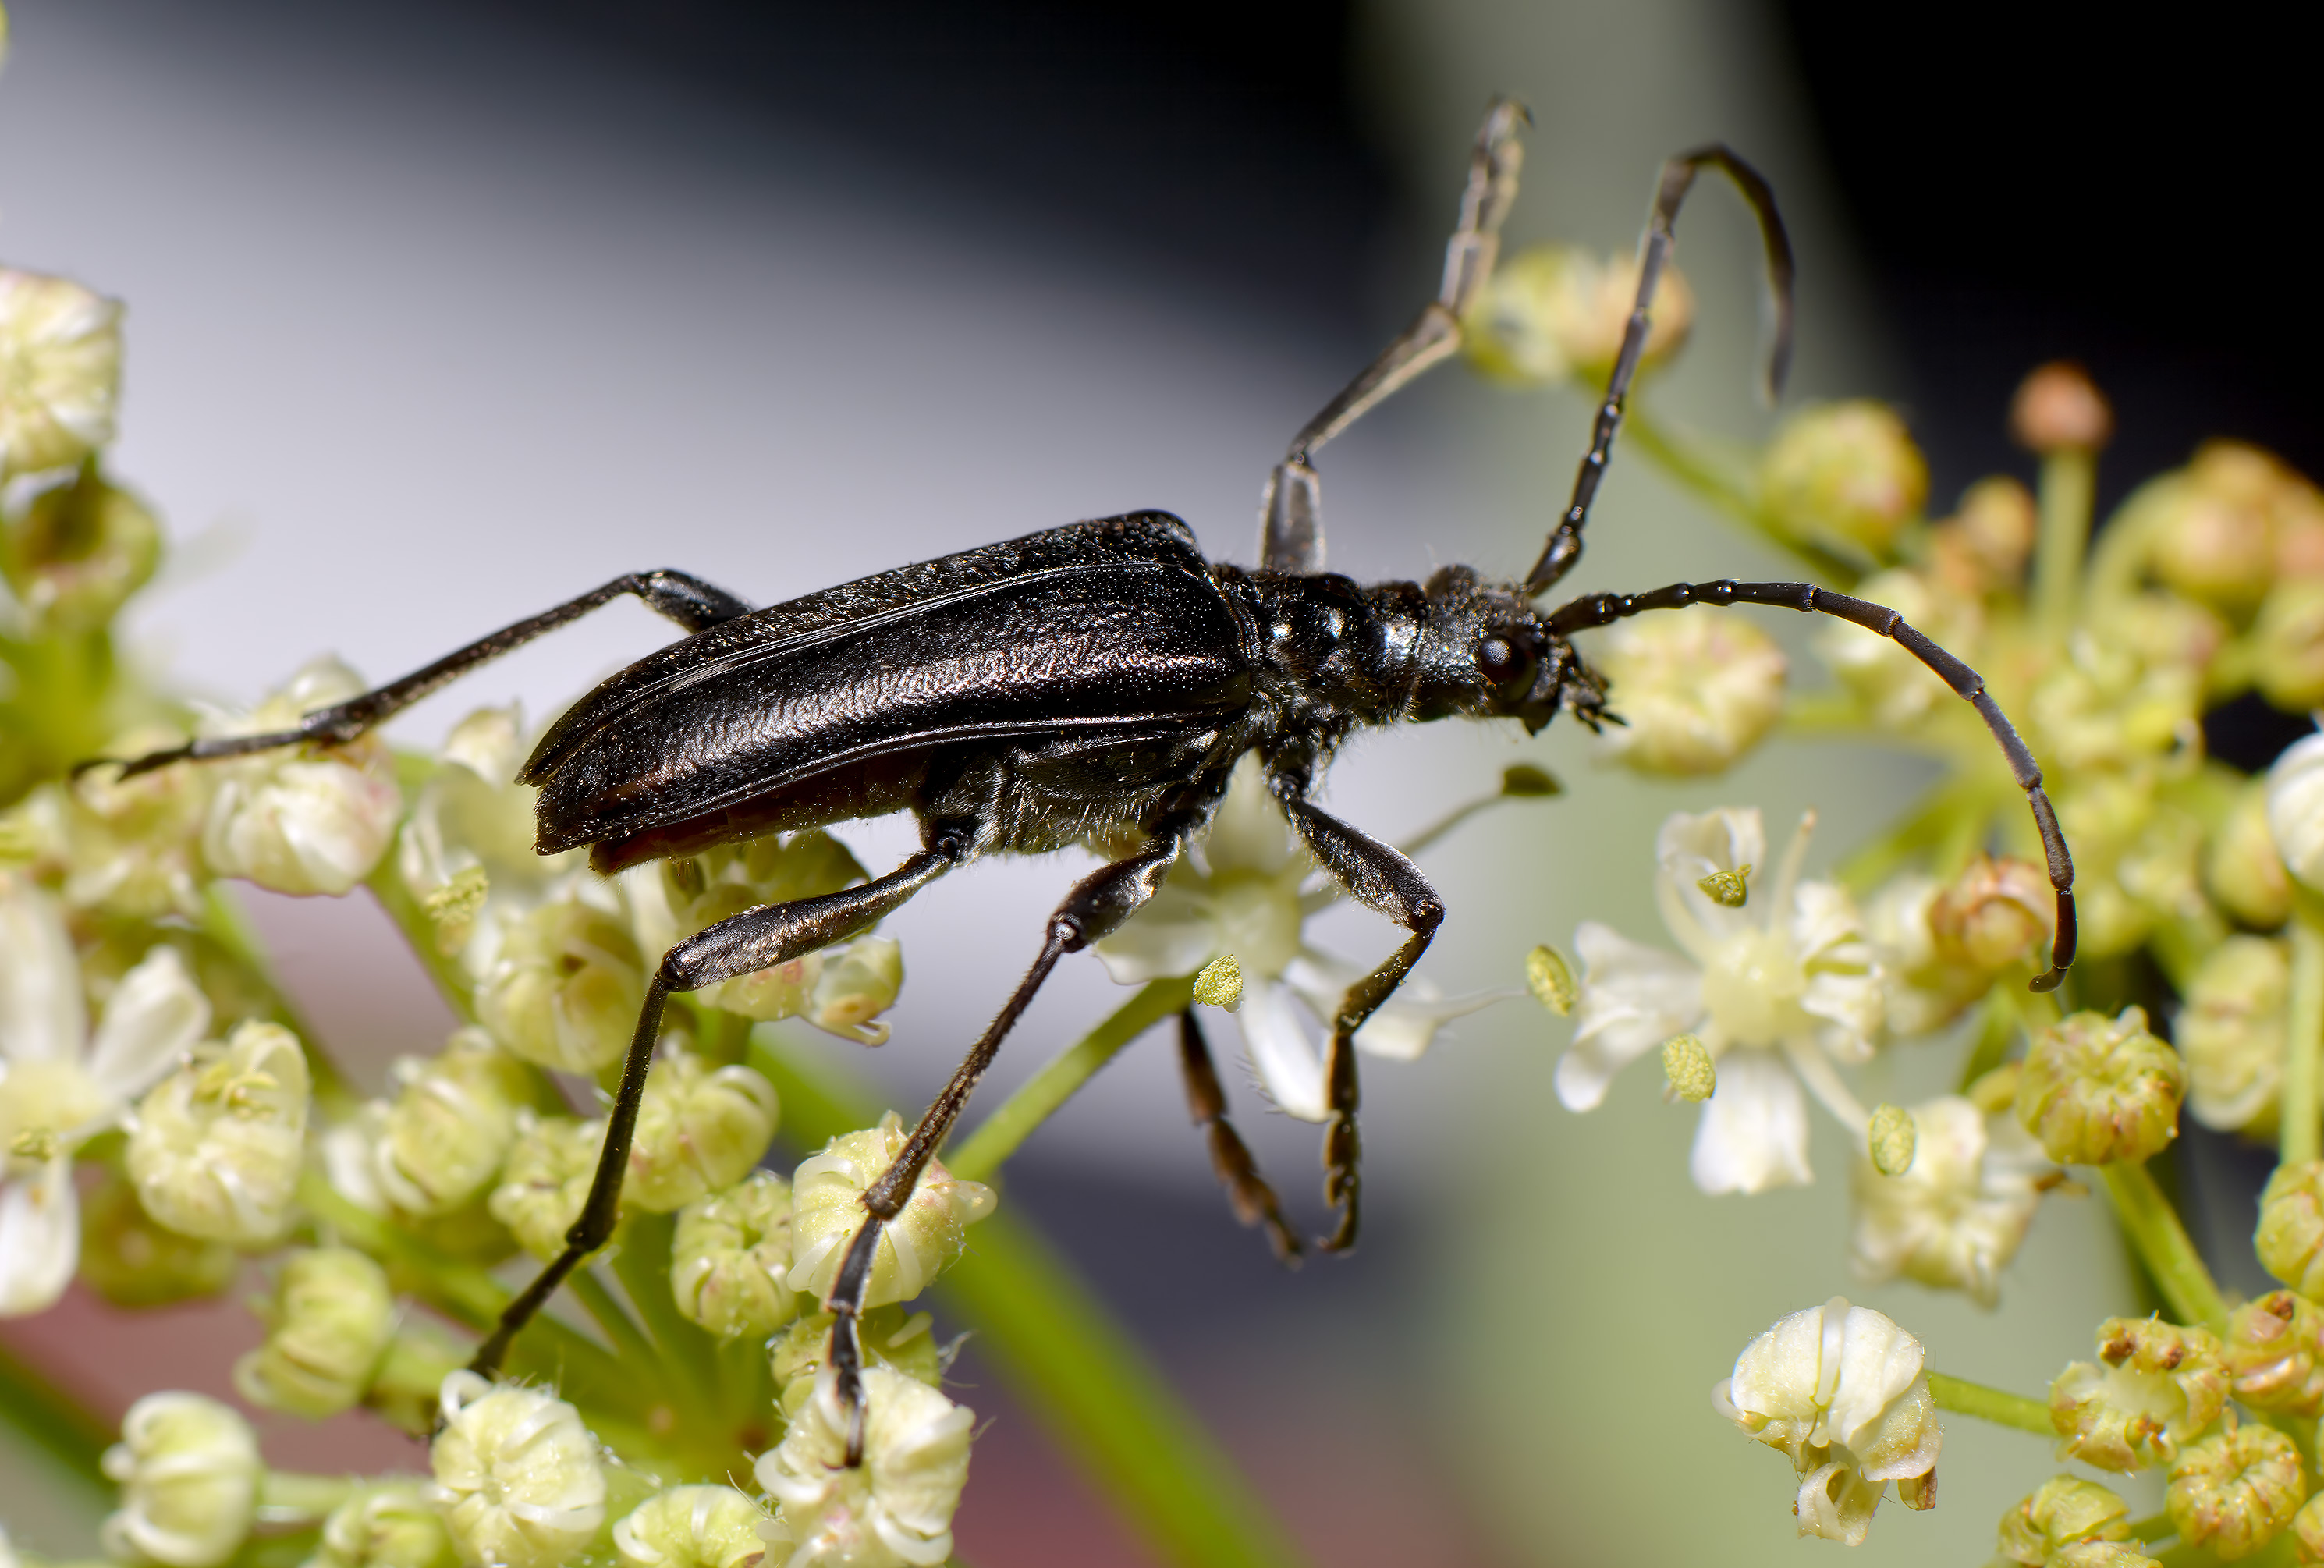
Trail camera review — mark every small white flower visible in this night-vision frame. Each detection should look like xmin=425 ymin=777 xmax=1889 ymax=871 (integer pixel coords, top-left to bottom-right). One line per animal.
xmin=201 ymin=657 xmax=400 ymax=897
xmin=612 ymin=1486 xmax=766 ymax=1568
xmin=1587 ymin=608 xmax=1787 ymax=775
xmin=1849 ymin=1095 xmax=2046 ymax=1306
xmin=125 ymin=1020 xmax=310 ymax=1246
xmin=0 ymin=268 xmax=123 ymax=479
xmin=2267 ymin=731 xmax=2324 ymax=892
xmin=1096 ymin=755 xmax=1506 ymax=1122
xmin=310 ymin=1484 xmax=459 ymax=1568
xmin=787 ymin=1114 xmax=992 ymax=1309
xmin=1715 ymin=1297 xmax=1941 ymax=1545
xmin=430 ymin=1372 xmax=607 ymax=1568
xmin=756 ymin=1365 xmax=973 ymax=1568
xmin=231 ymin=1247 xmax=396 ymax=1419
xmin=0 ymin=878 xmax=209 ymax=1314
xmin=1558 ymin=807 xmax=1884 ymax=1193
xmin=100 ymin=1392 xmax=261 ymax=1568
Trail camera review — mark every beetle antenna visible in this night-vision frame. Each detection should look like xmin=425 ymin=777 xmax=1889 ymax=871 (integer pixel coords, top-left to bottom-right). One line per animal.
xmin=1524 ymin=146 xmax=1795 ymax=597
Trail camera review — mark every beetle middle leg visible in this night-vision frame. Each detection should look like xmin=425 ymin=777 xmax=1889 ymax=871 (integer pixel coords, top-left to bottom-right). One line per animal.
xmin=1177 ymin=1007 xmax=1301 ymax=1263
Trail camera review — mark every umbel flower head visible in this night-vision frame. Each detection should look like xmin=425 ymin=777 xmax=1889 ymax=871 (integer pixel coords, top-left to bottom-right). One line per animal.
xmin=788 ymin=1113 xmax=993 ymax=1308
xmin=100 ymin=1392 xmax=261 ymax=1568
xmin=2050 ymin=1316 xmax=2229 ymax=1471
xmin=756 ymin=1365 xmax=974 ymax=1568
xmin=1 ymin=878 xmax=209 ymax=1314
xmin=1848 ymin=1092 xmax=2047 ymax=1306
xmin=0 ymin=266 xmax=122 ymax=479
xmin=1758 ymin=400 xmax=1928 ymax=562
xmin=1714 ymin=1297 xmax=1940 ymax=1545
xmin=126 ymin=1019 xmax=310 ymax=1246
xmin=1584 ymin=608 xmax=1787 ymax=776
xmin=1560 ymin=806 xmax=1885 ymax=1193
xmin=1096 ymin=755 xmax=1504 ymax=1123
xmin=430 ymin=1372 xmax=607 ymax=1568
xmin=1462 ymin=241 xmax=1693 ymax=387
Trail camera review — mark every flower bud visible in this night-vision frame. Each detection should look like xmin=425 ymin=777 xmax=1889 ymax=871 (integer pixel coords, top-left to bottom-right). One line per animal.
xmin=806 ymin=935 xmax=904 ymax=1046
xmin=2169 ymin=1417 xmax=2306 ymax=1560
xmin=1998 ymin=1475 xmax=2135 ymax=1566
xmin=1929 ymin=855 xmax=2053 ymax=974
xmin=200 ymin=658 xmax=400 ymax=897
xmin=625 ymin=1054 xmax=780 ymax=1213
xmin=126 ymin=1020 xmax=310 ymax=1245
xmin=1526 ymin=944 xmax=1576 ymax=1016
xmin=60 ymin=727 xmax=215 ymax=918
xmin=2224 ymin=1291 xmax=2324 ymax=1415
xmin=2050 ymin=1317 xmax=2228 ymax=1470
xmin=76 ymin=1165 xmax=238 ymax=1307
xmin=2258 ymin=580 xmax=2324 ymax=711
xmin=1867 ymin=1103 xmax=1916 ymax=1176
xmin=1850 ymin=1097 xmax=2043 ymax=1307
xmin=431 ymin=1372 xmax=606 ymax=1568
xmin=789 ymin=1114 xmax=995 ymax=1308
xmin=1929 ymin=476 xmax=2038 ymax=594
xmin=755 ymin=1365 xmax=973 ymax=1568
xmin=1816 ymin=567 xmax=1985 ymax=735
xmin=612 ymin=1487 xmax=765 ymax=1568
xmin=0 ymin=268 xmax=122 ymax=478
xmin=2208 ymin=781 xmax=2294 ymax=931
xmin=1760 ymin=402 xmax=1928 ymax=562
xmin=2179 ymin=936 xmax=2290 ymax=1137
xmin=2 ymin=466 xmax=161 ymax=632
xmin=373 ymin=1029 xmax=533 ymax=1216
xmin=100 ymin=1392 xmax=261 ymax=1568
xmin=2010 ymin=363 xmax=2113 ymax=454
xmin=671 ymin=1170 xmax=800 ymax=1340
xmin=2051 ymin=1543 xmax=2161 ymax=1568
xmin=2297 ymin=1494 xmax=2324 ymax=1566
xmin=1661 ymin=1034 xmax=1716 ymax=1103
xmin=1462 ymin=243 xmax=1693 ymax=387
xmin=311 ymin=1485 xmax=459 ymax=1568
xmin=232 ymin=1248 xmax=396 ymax=1420
xmin=2015 ymin=1007 xmax=2183 ymax=1165
xmin=2269 ymin=733 xmax=2324 ymax=892
xmin=2258 ymin=1161 xmax=2324 ymax=1297
xmin=486 ymin=1114 xmax=602 ymax=1261
xmin=1588 ymin=608 xmax=1786 ymax=775
xmin=1191 ymin=953 xmax=1243 ymax=1011
xmin=769 ymin=1307 xmax=942 ymax=1421
xmin=477 ymin=895 xmax=646 ymax=1073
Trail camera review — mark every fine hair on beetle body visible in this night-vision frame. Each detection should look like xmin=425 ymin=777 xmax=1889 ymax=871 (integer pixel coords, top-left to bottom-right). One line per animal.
xmin=91 ymin=96 xmax=2079 ymax=1466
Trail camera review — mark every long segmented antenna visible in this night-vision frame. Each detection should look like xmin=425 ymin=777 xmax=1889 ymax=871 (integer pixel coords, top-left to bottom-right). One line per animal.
xmin=1549 ymin=579 xmax=2077 ymax=990
xmin=1524 ymin=147 xmax=1797 ymax=596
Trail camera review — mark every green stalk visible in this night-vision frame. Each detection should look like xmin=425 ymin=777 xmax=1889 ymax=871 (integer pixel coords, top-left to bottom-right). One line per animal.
xmin=257 ymin=1472 xmax=361 ymax=1521
xmin=1623 ymin=406 xmax=1864 ymax=585
xmin=748 ymin=1027 xmax=1311 ymax=1568
xmin=566 ymin=1268 xmax=669 ymax=1388
xmin=2284 ymin=902 xmax=2324 ymax=1167
xmin=948 ymin=977 xmax=1193 ymax=1183
xmin=2033 ymin=448 xmax=2096 ymax=633
xmin=2100 ymin=1162 xmax=2228 ymax=1331
xmin=1925 ymin=1371 xmax=2054 ymax=1436
xmin=605 ymin=1211 xmax=722 ymax=1427
xmin=0 ymin=1336 xmax=114 ymax=1493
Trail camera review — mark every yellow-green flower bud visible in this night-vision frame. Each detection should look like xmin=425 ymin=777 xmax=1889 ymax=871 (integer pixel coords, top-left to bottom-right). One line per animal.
xmin=373 ymin=1029 xmax=533 ymax=1216
xmin=806 ymin=935 xmax=905 ymax=1045
xmin=2050 ymin=1543 xmax=2160 ymax=1568
xmin=671 ymin=1170 xmax=800 ymax=1340
xmin=2271 ymin=734 xmax=2324 ymax=892
xmin=2297 ymin=1492 xmax=2324 ymax=1566
xmin=486 ymin=1114 xmax=601 ymax=1261
xmin=2224 ymin=1291 xmax=2324 ymax=1415
xmin=200 ymin=659 xmax=400 ymax=897
xmin=1696 ymin=864 xmax=1753 ymax=907
xmin=422 ymin=867 xmax=490 ymax=958
xmin=1192 ymin=953 xmax=1243 ymax=1010
xmin=2169 ymin=1417 xmax=2306 ymax=1561
xmin=754 ymin=1365 xmax=972 ymax=1568
xmin=768 ymin=1307 xmax=942 ymax=1420
xmin=1867 ymin=1103 xmax=1916 ymax=1176
xmin=477 ymin=896 xmax=646 ymax=1073
xmin=310 ymin=1485 xmax=459 ymax=1568
xmin=788 ymin=1114 xmax=995 ymax=1308
xmin=59 ymin=728 xmax=215 ymax=919
xmin=624 ymin=1054 xmax=779 ymax=1214
xmin=0 ymin=268 xmax=122 ymax=479
xmin=1525 ymin=944 xmax=1576 ymax=1016
xmin=1588 ymin=608 xmax=1786 ymax=775
xmin=2145 ymin=453 xmax=2282 ymax=617
xmin=1463 ymin=243 xmax=1693 ymax=388
xmin=2015 ymin=1007 xmax=2183 ymax=1165
xmin=2258 ymin=1161 xmax=2324 ymax=1297
xmin=1929 ymin=854 xmax=2053 ymax=974
xmin=2209 ymin=781 xmax=2294 ymax=931
xmin=612 ymin=1486 xmax=764 ymax=1568
xmin=2010 ymin=362 xmax=2113 ymax=455
xmin=100 ymin=1392 xmax=260 ymax=1568
xmin=2180 ymin=936 xmax=2290 ymax=1137
xmin=431 ymin=1373 xmax=606 ymax=1568
xmin=76 ymin=1165 xmax=237 ymax=1307
xmin=1759 ymin=401 xmax=1928 ymax=562
xmin=1929 ymin=476 xmax=2038 ymax=593
xmin=2050 ymin=1317 xmax=2229 ymax=1470
xmin=1 ymin=466 xmax=160 ymax=633
xmin=1662 ymin=1034 xmax=1716 ymax=1103
xmin=1998 ymin=1475 xmax=2135 ymax=1566
xmin=2257 ymin=580 xmax=2324 ymax=711
xmin=232 ymin=1248 xmax=396 ymax=1419
xmin=126 ymin=1020 xmax=310 ymax=1245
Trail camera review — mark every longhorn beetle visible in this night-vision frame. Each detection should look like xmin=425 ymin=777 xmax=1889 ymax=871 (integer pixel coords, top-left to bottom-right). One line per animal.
xmin=96 ymin=100 xmax=2077 ymax=1462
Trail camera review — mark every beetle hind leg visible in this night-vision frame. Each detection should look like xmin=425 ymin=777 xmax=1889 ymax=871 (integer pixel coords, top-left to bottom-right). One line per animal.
xmin=1177 ymin=1008 xmax=1301 ymax=1264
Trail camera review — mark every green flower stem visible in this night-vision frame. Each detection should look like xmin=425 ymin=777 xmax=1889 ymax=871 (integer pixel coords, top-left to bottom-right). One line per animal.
xmin=2034 ymin=448 xmax=2096 ymax=633
xmin=947 ymin=977 xmax=1194 ymax=1183
xmin=605 ymin=1211 xmax=722 ymax=1430
xmin=566 ymin=1267 xmax=672 ymax=1393
xmin=2283 ymin=899 xmax=2324 ymax=1167
xmin=0 ymin=1336 xmax=114 ymax=1494
xmin=1925 ymin=1371 xmax=2053 ymax=1435
xmin=747 ymin=1027 xmax=1311 ymax=1568
xmin=257 ymin=1471 xmax=361 ymax=1520
xmin=1957 ymin=986 xmax=2021 ymax=1092
xmin=1623 ymin=405 xmax=1863 ymax=586
xmin=363 ymin=856 xmax=479 ymax=1024
xmin=2127 ymin=1513 xmax=2175 ymax=1544
xmin=2099 ymin=1162 xmax=2229 ymax=1331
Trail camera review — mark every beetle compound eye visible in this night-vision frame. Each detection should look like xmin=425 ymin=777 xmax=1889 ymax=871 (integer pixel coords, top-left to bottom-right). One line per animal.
xmin=1478 ymin=635 xmax=1531 ymax=688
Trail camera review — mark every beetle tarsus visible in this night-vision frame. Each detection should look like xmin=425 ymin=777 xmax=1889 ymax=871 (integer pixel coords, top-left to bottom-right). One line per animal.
xmin=1177 ymin=1009 xmax=1302 ymax=1265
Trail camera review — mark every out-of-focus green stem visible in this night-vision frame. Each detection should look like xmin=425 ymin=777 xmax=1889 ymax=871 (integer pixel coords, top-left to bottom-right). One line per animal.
xmin=198 ymin=883 xmax=360 ymax=1119
xmin=949 ymin=977 xmax=1193 ymax=1183
xmin=363 ymin=854 xmax=477 ymax=1023
xmin=2283 ymin=900 xmax=2324 ymax=1167
xmin=2099 ymin=1162 xmax=2228 ymax=1331
xmin=1926 ymin=1371 xmax=2053 ymax=1435
xmin=749 ymin=1029 xmax=1311 ymax=1568
xmin=607 ymin=1211 xmax=722 ymax=1428
xmin=2034 ymin=449 xmax=2095 ymax=633
xmin=1623 ymin=406 xmax=1863 ymax=586
xmin=257 ymin=1472 xmax=360 ymax=1520
xmin=0 ymin=1336 xmax=113 ymax=1493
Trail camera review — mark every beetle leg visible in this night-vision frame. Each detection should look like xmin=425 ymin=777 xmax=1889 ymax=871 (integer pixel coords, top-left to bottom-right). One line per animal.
xmin=1177 ymin=1007 xmax=1301 ymax=1264
xmin=826 ymin=817 xmax=1201 ymax=1463
xmin=85 ymin=569 xmax=753 ymax=779
xmin=1273 ymin=793 xmax=1445 ymax=1254
xmin=1258 ymin=98 xmax=1527 ymax=574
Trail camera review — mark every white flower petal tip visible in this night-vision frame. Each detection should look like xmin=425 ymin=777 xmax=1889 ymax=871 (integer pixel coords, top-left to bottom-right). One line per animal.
xmin=1691 ymin=1048 xmax=1812 ymax=1194
xmin=431 ymin=1374 xmax=607 ymax=1568
xmin=755 ymin=1366 xmax=972 ymax=1568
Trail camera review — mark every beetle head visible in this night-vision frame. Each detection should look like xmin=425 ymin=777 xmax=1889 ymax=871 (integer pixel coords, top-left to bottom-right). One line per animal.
xmin=1410 ymin=566 xmax=1604 ymax=733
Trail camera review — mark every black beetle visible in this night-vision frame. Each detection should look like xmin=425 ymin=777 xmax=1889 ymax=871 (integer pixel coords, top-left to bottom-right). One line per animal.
xmin=98 ymin=100 xmax=2076 ymax=1460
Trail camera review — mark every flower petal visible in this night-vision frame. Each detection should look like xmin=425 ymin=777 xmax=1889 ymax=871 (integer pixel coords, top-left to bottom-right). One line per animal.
xmin=1655 ymin=807 xmax=1766 ymax=956
xmin=0 ymin=878 xmax=87 ymax=1065
xmin=87 ymin=946 xmax=211 ymax=1104
xmin=1092 ymin=882 xmax=1219 ymax=984
xmin=1280 ymin=951 xmax=1508 ymax=1062
xmin=1237 ymin=978 xmax=1326 ymax=1122
xmin=0 ymin=1157 xmax=80 ymax=1315
xmin=1558 ymin=921 xmax=1703 ymax=1111
xmin=1691 ymin=1047 xmax=1811 ymax=1194
xmin=1201 ymin=755 xmax=1300 ymax=876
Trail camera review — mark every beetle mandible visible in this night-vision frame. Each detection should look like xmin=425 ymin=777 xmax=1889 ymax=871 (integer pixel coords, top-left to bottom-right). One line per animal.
xmin=95 ymin=99 xmax=2077 ymax=1462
